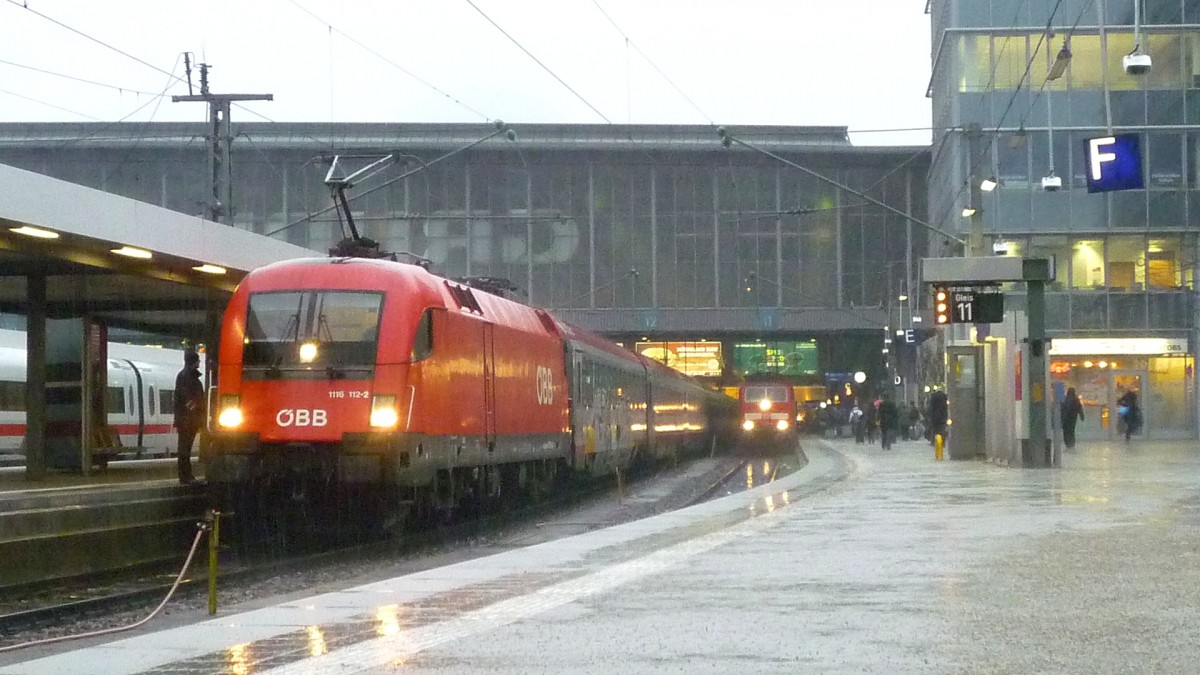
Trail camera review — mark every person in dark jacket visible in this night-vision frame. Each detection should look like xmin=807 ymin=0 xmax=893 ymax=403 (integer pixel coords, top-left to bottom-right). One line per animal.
xmin=1117 ymin=389 xmax=1141 ymax=442
xmin=927 ymin=389 xmax=949 ymax=445
xmin=878 ymin=393 xmax=899 ymax=451
xmin=1060 ymin=386 xmax=1084 ymax=450
xmin=173 ymin=349 xmax=206 ymax=484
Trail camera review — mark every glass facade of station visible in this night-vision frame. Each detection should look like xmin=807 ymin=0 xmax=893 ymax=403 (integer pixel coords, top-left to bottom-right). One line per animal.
xmin=0 ymin=123 xmax=928 ymax=393
xmin=928 ymin=0 xmax=1199 ymax=436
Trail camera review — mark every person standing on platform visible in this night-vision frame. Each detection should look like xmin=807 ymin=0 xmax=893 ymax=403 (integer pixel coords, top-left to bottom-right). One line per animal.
xmin=878 ymin=393 xmax=899 ymax=451
xmin=927 ymin=389 xmax=949 ymax=446
xmin=1060 ymin=387 xmax=1085 ymax=451
xmin=850 ymin=404 xmax=865 ymax=444
xmin=173 ymin=348 xmax=206 ymax=485
xmin=864 ymin=399 xmax=878 ymax=444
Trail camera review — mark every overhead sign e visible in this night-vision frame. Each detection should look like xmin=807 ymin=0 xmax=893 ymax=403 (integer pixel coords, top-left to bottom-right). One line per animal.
xmin=1084 ymin=133 xmax=1143 ymax=193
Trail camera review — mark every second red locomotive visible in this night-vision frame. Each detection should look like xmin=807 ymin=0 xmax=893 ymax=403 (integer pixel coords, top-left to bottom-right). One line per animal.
xmin=736 ymin=382 xmax=799 ymax=454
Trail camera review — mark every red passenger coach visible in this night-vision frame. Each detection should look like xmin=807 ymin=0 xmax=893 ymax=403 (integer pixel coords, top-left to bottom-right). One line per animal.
xmin=206 ymin=256 xmax=733 ymax=534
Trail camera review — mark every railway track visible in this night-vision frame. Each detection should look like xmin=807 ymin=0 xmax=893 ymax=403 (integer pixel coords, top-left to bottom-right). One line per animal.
xmin=0 ymin=450 xmax=798 ymax=645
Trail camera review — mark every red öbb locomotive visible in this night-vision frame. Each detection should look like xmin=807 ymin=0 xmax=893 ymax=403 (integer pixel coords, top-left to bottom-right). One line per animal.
xmin=206 ymin=257 xmax=734 ymax=532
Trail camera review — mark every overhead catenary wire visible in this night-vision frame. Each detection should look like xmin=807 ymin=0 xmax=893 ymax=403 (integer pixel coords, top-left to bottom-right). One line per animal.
xmin=2 ymin=0 xmax=187 ymax=86
xmin=589 ymin=0 xmax=714 ymax=125
xmin=718 ymin=127 xmax=966 ymax=246
xmin=265 ymin=125 xmax=515 ymax=238
xmin=925 ymin=0 xmax=1068 ymax=245
xmin=464 ymin=0 xmax=612 ymax=123
xmin=0 ymin=58 xmax=160 ymax=96
xmin=0 ymin=86 xmax=101 ymax=120
xmin=284 ymin=0 xmax=491 ymax=121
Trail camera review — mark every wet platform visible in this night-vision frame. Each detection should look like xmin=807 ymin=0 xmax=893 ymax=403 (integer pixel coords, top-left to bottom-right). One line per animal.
xmin=0 ymin=457 xmax=194 ymax=490
xmin=4 ymin=436 xmax=1200 ymax=673
xmin=0 ymin=458 xmax=207 ymax=589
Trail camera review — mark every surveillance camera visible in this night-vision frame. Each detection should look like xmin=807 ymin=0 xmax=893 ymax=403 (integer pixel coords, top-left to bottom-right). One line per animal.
xmin=1041 ymin=174 xmax=1062 ymax=192
xmin=1123 ymin=53 xmax=1152 ymax=75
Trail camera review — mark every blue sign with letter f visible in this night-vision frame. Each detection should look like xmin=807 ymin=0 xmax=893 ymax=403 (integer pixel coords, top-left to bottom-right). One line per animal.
xmin=1084 ymin=133 xmax=1143 ymax=193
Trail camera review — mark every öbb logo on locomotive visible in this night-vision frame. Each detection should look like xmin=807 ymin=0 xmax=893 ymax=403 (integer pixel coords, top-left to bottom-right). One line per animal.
xmin=536 ymin=365 xmax=555 ymax=405
xmin=276 ymin=409 xmax=328 ymax=427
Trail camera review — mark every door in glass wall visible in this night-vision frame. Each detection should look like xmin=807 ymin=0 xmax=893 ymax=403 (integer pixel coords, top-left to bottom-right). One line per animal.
xmin=1073 ymin=367 xmax=1109 ymax=441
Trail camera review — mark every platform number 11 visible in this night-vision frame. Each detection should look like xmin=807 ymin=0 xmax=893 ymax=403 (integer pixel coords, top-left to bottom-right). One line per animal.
xmin=954 ymin=299 xmax=973 ymax=323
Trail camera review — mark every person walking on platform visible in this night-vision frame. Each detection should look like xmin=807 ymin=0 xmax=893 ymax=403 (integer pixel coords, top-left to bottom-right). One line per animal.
xmin=173 ymin=348 xmax=206 ymax=485
xmin=878 ymin=393 xmax=899 ymax=451
xmin=850 ymin=405 xmax=865 ymax=444
xmin=1117 ymin=388 xmax=1141 ymax=443
xmin=1060 ymin=387 xmax=1084 ymax=451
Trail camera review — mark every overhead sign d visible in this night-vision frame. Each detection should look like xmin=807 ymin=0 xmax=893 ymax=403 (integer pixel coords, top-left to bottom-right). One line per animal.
xmin=1084 ymin=133 xmax=1143 ymax=193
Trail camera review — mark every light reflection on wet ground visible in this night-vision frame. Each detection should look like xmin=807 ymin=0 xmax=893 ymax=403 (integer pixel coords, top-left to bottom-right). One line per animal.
xmin=8 ymin=437 xmax=1200 ymax=674
xmin=384 ymin=437 xmax=1200 ymax=674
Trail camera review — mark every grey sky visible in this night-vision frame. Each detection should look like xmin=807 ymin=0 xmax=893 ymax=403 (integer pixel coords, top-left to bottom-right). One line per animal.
xmin=0 ymin=0 xmax=932 ymax=145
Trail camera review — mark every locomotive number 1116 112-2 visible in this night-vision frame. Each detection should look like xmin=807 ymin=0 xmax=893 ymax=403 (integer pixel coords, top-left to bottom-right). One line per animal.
xmin=328 ymin=390 xmax=370 ymax=399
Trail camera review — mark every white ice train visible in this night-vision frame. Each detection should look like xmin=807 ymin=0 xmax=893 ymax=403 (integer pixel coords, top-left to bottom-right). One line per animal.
xmin=0 ymin=328 xmax=193 ymax=457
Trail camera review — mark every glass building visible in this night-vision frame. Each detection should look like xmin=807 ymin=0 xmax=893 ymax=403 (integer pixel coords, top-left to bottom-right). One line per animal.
xmin=928 ymin=0 xmax=1198 ymax=437
xmin=0 ymin=122 xmax=927 ymax=396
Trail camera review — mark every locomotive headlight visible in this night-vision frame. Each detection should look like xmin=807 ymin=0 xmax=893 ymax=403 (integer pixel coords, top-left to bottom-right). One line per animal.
xmin=370 ymin=394 xmax=399 ymax=428
xmin=298 ymin=341 xmax=319 ymax=363
xmin=217 ymin=394 xmax=243 ymax=428
xmin=741 ymin=420 xmax=755 ymax=432
xmin=758 ymin=398 xmax=771 ymax=412
xmin=776 ymin=419 xmax=790 ymax=432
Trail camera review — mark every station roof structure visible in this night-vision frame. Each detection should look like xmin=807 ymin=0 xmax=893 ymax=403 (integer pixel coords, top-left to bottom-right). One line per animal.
xmin=0 ymin=162 xmax=316 ymax=336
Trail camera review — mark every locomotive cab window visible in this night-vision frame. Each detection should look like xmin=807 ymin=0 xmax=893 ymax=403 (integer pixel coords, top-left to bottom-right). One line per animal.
xmin=411 ymin=308 xmax=434 ymax=361
xmin=744 ymin=386 xmax=789 ymax=402
xmin=243 ymin=290 xmax=384 ymax=380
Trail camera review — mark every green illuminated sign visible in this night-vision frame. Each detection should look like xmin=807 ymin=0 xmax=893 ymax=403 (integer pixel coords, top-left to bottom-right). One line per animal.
xmin=733 ymin=341 xmax=818 ymax=376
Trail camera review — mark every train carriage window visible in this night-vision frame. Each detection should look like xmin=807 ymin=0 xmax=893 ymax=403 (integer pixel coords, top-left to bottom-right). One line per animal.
xmin=160 ymin=389 xmax=173 ymax=414
xmin=0 ymin=380 xmax=25 ymax=412
xmin=411 ymin=309 xmax=434 ymax=361
xmin=107 ymin=386 xmax=126 ymax=414
xmin=147 ymin=385 xmax=156 ymax=416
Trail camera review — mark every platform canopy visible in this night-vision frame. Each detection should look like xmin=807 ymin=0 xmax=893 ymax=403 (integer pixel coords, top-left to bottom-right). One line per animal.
xmin=0 ymin=163 xmax=316 ymax=336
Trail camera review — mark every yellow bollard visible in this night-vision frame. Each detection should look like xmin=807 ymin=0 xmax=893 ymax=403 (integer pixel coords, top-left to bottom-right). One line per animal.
xmin=934 ymin=434 xmax=944 ymax=461
xmin=208 ymin=510 xmax=221 ymax=615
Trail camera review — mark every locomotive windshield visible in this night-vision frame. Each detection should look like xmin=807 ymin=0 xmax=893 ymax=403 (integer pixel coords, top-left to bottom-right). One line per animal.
xmin=242 ymin=290 xmax=383 ymax=380
xmin=743 ymin=385 xmax=790 ymax=403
